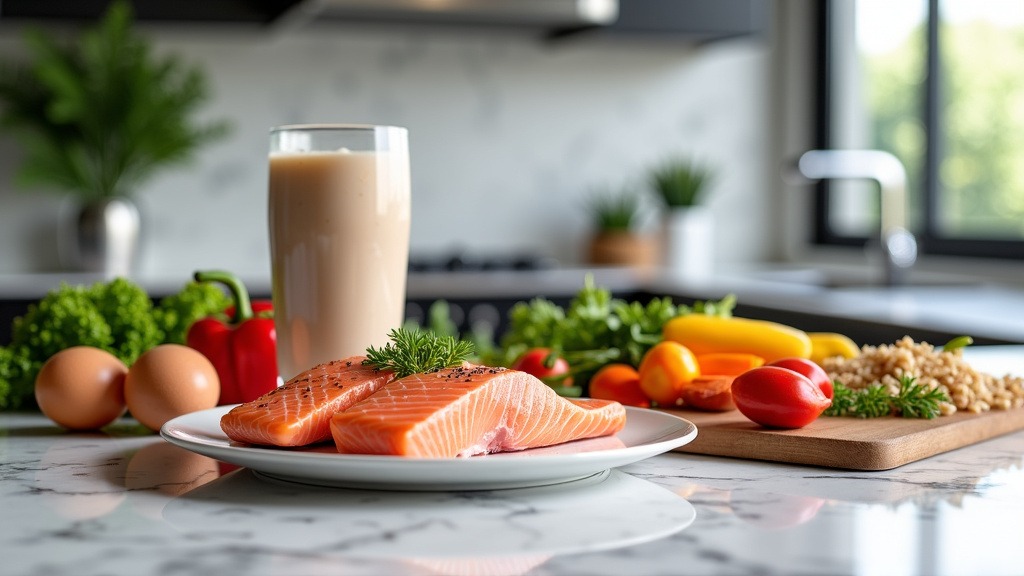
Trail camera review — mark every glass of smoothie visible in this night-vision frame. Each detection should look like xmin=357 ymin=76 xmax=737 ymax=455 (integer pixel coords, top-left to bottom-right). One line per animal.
xmin=268 ymin=125 xmax=411 ymax=380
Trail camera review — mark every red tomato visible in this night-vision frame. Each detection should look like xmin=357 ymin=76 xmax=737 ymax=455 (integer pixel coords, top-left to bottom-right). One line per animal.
xmin=589 ymin=364 xmax=650 ymax=408
xmin=512 ymin=348 xmax=573 ymax=387
xmin=769 ymin=357 xmax=834 ymax=400
xmin=680 ymin=375 xmax=736 ymax=412
xmin=731 ymin=366 xmax=831 ymax=429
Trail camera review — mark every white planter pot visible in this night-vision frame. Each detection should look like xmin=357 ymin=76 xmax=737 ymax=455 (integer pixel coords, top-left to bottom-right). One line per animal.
xmin=663 ymin=207 xmax=713 ymax=278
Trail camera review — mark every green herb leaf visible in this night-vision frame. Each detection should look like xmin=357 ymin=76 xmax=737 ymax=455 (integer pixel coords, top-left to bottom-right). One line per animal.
xmin=823 ymin=375 xmax=949 ymax=419
xmin=690 ymin=293 xmax=736 ymax=318
xmin=649 ymin=157 xmax=714 ymax=208
xmin=892 ymin=375 xmax=948 ymax=419
xmin=152 ymin=281 xmax=232 ymax=345
xmin=586 ymin=187 xmax=643 ymax=232
xmin=823 ymin=381 xmax=855 ymax=417
xmin=364 ymin=327 xmax=474 ymax=379
xmin=0 ymin=0 xmax=231 ymax=200
xmin=942 ymin=335 xmax=974 ymax=352
xmin=857 ymin=384 xmax=895 ymax=418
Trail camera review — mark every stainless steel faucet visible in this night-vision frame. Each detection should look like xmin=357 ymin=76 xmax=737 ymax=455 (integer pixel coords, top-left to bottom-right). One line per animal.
xmin=795 ymin=149 xmax=918 ymax=286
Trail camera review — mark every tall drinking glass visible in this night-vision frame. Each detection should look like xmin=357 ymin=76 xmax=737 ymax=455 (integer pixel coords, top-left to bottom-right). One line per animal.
xmin=268 ymin=125 xmax=411 ymax=380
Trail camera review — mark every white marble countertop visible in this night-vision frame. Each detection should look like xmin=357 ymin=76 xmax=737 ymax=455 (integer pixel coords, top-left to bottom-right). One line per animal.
xmin=4 ymin=349 xmax=1023 ymax=576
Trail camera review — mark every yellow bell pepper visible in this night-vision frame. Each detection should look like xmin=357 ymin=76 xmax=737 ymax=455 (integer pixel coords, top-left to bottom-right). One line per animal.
xmin=662 ymin=314 xmax=812 ymax=363
xmin=808 ymin=332 xmax=860 ymax=365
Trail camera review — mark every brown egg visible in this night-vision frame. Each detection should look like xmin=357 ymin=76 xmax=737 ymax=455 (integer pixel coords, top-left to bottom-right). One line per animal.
xmin=125 ymin=344 xmax=220 ymax=432
xmin=35 ymin=346 xmax=128 ymax=431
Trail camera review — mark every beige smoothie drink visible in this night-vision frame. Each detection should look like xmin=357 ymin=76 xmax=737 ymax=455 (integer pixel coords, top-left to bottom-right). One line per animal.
xmin=268 ymin=125 xmax=410 ymax=380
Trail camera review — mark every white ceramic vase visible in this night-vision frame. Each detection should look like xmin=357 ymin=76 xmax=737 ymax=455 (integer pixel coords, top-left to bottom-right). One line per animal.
xmin=663 ymin=206 xmax=713 ymax=279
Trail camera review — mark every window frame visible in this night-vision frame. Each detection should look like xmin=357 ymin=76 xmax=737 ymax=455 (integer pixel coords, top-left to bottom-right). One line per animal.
xmin=814 ymin=0 xmax=1024 ymax=260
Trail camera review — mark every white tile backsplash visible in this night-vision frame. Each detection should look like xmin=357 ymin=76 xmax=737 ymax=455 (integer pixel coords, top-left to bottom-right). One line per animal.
xmin=0 ymin=25 xmax=770 ymax=281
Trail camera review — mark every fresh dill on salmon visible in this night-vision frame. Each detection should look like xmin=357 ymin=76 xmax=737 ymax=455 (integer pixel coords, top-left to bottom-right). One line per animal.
xmin=363 ymin=327 xmax=474 ymax=378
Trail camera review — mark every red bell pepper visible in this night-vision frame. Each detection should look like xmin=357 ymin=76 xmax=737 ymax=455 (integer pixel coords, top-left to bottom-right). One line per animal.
xmin=187 ymin=270 xmax=279 ymax=405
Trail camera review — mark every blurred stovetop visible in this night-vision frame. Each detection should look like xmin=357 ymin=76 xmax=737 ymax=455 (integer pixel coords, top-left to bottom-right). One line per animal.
xmin=408 ymin=251 xmax=558 ymax=273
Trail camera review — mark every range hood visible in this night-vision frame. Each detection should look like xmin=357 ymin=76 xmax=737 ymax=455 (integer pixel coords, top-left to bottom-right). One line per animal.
xmin=279 ymin=0 xmax=619 ymax=29
xmin=0 ymin=0 xmax=763 ymax=44
xmin=0 ymin=0 xmax=615 ymax=28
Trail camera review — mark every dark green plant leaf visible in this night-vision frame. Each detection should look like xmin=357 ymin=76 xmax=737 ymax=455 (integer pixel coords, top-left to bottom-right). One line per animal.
xmin=650 ymin=157 xmax=714 ymax=208
xmin=0 ymin=0 xmax=231 ymax=199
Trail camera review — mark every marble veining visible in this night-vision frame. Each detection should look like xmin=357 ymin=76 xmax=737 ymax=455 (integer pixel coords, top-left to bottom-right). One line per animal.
xmin=4 ymin=411 xmax=1024 ymax=575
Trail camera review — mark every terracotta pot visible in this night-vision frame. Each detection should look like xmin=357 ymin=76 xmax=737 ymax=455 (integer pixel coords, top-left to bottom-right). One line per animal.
xmin=586 ymin=231 xmax=658 ymax=268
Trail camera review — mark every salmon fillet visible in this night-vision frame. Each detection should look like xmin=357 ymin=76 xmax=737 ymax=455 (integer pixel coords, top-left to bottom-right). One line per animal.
xmin=329 ymin=365 xmax=627 ymax=458
xmin=220 ymin=356 xmax=393 ymax=447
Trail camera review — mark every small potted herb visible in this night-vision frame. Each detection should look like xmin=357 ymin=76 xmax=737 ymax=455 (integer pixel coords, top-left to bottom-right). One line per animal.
xmin=0 ymin=1 xmax=230 ymax=275
xmin=650 ymin=157 xmax=714 ymax=209
xmin=584 ymin=187 xmax=657 ymax=268
xmin=649 ymin=157 xmax=715 ymax=276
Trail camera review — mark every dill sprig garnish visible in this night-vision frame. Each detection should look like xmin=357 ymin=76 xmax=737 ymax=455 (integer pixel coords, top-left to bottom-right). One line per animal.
xmin=824 ymin=375 xmax=949 ymax=419
xmin=363 ymin=327 xmax=474 ymax=378
xmin=894 ymin=376 xmax=949 ymax=419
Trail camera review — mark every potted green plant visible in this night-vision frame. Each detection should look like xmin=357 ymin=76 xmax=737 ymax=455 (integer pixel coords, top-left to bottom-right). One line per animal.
xmin=584 ymin=187 xmax=657 ymax=268
xmin=0 ymin=1 xmax=230 ymax=275
xmin=649 ymin=157 xmax=715 ymax=277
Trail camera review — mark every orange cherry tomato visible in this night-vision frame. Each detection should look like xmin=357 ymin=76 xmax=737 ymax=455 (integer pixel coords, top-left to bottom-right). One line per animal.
xmin=695 ymin=353 xmax=765 ymax=377
xmin=638 ymin=341 xmax=700 ymax=407
xmin=680 ymin=375 xmax=737 ymax=411
xmin=589 ymin=364 xmax=650 ymax=408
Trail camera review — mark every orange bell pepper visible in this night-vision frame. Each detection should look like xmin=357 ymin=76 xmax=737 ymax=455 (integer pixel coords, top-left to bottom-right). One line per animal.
xmin=696 ymin=353 xmax=765 ymax=376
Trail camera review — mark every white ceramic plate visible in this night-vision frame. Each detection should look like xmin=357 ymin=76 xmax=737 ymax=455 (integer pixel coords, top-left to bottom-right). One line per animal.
xmin=161 ymin=406 xmax=697 ymax=491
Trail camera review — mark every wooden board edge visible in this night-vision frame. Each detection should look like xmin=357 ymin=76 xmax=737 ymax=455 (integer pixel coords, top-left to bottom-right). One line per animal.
xmin=878 ymin=408 xmax=1024 ymax=469
xmin=671 ymin=408 xmax=1024 ymax=471
xmin=676 ymin=431 xmax=903 ymax=471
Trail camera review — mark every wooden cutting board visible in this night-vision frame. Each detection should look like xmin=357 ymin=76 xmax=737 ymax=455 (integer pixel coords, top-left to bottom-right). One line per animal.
xmin=665 ymin=407 xmax=1024 ymax=471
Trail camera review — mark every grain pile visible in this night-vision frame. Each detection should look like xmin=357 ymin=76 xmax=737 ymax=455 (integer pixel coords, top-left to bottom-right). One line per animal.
xmin=821 ymin=336 xmax=1024 ymax=415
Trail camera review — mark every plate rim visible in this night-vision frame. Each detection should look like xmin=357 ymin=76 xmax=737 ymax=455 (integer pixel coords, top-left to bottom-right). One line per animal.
xmin=160 ymin=405 xmax=697 ymax=490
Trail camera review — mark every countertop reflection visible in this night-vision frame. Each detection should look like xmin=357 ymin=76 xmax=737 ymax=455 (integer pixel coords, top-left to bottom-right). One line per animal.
xmin=4 ymin=407 xmax=1024 ymax=576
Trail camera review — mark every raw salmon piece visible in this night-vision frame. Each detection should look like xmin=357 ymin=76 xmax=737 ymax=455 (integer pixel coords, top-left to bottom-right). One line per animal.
xmin=330 ymin=365 xmax=627 ymax=458
xmin=220 ymin=356 xmax=393 ymax=447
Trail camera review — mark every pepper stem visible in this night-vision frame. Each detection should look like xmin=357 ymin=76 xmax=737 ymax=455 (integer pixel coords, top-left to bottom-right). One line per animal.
xmin=194 ymin=270 xmax=253 ymax=325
